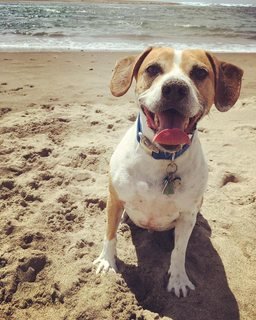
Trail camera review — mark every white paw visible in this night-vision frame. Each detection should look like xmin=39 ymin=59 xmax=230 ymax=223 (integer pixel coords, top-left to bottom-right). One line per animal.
xmin=167 ymin=271 xmax=195 ymax=298
xmin=93 ymin=256 xmax=117 ymax=274
xmin=93 ymin=238 xmax=117 ymax=274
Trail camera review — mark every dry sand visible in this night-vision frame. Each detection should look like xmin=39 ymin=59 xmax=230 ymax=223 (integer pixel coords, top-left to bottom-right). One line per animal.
xmin=0 ymin=51 xmax=256 ymax=320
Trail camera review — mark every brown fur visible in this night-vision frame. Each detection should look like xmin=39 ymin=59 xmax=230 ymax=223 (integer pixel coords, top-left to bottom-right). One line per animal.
xmin=110 ymin=47 xmax=152 ymax=97
xmin=110 ymin=47 xmax=243 ymax=115
xmin=106 ymin=178 xmax=124 ymax=240
xmin=206 ymin=52 xmax=244 ymax=111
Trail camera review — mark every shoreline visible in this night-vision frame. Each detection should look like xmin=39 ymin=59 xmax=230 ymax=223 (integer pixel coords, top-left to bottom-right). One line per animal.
xmin=0 ymin=49 xmax=256 ymax=53
xmin=1 ymin=48 xmax=256 ymax=53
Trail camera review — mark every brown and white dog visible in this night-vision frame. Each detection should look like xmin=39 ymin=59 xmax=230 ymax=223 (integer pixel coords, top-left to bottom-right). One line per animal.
xmin=93 ymin=47 xmax=243 ymax=297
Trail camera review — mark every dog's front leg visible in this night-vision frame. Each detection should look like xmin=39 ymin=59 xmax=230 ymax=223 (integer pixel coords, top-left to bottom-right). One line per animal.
xmin=167 ymin=210 xmax=197 ymax=298
xmin=93 ymin=182 xmax=123 ymax=274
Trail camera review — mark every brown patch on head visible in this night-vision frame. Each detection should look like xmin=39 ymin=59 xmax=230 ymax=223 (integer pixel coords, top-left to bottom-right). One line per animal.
xmin=179 ymin=49 xmax=243 ymax=114
xmin=181 ymin=49 xmax=216 ymax=115
xmin=135 ymin=47 xmax=175 ymax=95
xmin=110 ymin=47 xmax=178 ymax=97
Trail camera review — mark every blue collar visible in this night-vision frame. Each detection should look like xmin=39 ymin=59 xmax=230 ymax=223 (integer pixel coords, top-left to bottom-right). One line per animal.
xmin=136 ymin=113 xmax=192 ymax=160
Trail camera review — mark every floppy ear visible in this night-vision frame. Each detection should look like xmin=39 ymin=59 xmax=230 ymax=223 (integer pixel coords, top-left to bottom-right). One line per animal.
xmin=110 ymin=47 xmax=152 ymax=97
xmin=206 ymin=52 xmax=244 ymax=112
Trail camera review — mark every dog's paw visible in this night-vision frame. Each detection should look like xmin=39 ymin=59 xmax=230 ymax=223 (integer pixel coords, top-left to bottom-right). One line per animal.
xmin=93 ymin=256 xmax=117 ymax=274
xmin=167 ymin=271 xmax=195 ymax=298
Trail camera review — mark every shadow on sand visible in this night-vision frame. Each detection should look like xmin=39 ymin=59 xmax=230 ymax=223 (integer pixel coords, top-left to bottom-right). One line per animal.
xmin=118 ymin=213 xmax=240 ymax=320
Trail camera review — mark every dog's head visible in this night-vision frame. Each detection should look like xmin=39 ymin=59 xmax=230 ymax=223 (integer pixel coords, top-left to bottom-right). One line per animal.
xmin=110 ymin=47 xmax=243 ymax=151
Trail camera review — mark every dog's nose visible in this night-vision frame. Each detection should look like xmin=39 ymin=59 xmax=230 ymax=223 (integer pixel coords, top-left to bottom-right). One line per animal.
xmin=162 ymin=81 xmax=189 ymax=103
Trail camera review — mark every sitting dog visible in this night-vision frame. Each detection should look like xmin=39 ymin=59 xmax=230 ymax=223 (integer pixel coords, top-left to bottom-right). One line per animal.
xmin=94 ymin=47 xmax=243 ymax=297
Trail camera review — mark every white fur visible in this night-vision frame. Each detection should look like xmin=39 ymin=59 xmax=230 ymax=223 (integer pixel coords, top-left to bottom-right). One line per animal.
xmin=173 ymin=49 xmax=183 ymax=65
xmin=93 ymin=238 xmax=117 ymax=274
xmin=108 ymin=119 xmax=208 ymax=297
xmin=111 ymin=122 xmax=207 ymax=230
xmin=94 ymin=49 xmax=209 ymax=298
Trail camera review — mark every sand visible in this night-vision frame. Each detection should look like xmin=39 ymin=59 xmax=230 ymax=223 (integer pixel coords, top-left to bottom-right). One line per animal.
xmin=0 ymin=51 xmax=256 ymax=320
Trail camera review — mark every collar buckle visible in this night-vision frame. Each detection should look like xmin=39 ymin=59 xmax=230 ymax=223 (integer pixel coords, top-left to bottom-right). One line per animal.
xmin=139 ymin=132 xmax=159 ymax=154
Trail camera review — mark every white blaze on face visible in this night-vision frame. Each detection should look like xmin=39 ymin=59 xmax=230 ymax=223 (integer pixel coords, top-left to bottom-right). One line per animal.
xmin=173 ymin=49 xmax=183 ymax=65
xmin=172 ymin=50 xmax=201 ymax=117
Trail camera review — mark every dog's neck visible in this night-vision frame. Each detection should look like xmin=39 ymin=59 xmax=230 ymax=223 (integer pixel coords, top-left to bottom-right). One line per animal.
xmin=136 ymin=111 xmax=194 ymax=160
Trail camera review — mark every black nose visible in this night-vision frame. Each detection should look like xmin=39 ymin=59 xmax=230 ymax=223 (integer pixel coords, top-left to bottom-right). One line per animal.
xmin=162 ymin=81 xmax=189 ymax=103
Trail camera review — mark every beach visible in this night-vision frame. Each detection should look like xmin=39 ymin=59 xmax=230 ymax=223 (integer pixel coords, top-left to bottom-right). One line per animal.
xmin=0 ymin=50 xmax=256 ymax=320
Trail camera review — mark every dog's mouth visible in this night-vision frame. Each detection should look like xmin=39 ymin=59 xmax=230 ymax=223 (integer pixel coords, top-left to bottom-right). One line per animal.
xmin=142 ymin=106 xmax=200 ymax=150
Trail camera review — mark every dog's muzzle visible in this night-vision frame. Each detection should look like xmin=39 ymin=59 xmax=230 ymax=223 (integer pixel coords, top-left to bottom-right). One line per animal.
xmin=140 ymin=80 xmax=202 ymax=149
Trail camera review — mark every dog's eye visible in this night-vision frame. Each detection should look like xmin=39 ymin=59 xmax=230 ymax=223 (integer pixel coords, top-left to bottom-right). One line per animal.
xmin=146 ymin=64 xmax=162 ymax=77
xmin=191 ymin=66 xmax=209 ymax=81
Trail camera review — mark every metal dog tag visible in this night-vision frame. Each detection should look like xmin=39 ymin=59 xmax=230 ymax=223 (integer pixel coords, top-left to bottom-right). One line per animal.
xmin=162 ymin=176 xmax=175 ymax=195
xmin=162 ymin=161 xmax=179 ymax=195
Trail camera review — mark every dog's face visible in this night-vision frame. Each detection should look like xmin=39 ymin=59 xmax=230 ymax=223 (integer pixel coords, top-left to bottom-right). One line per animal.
xmin=110 ymin=47 xmax=243 ymax=149
xmin=135 ymin=48 xmax=215 ymax=139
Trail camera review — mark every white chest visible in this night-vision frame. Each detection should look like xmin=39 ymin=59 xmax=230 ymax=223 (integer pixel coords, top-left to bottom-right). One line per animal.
xmin=110 ymin=126 xmax=208 ymax=231
xmin=123 ymin=183 xmax=180 ymax=231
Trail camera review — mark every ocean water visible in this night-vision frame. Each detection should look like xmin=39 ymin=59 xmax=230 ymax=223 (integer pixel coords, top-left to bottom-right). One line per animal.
xmin=0 ymin=2 xmax=255 ymax=52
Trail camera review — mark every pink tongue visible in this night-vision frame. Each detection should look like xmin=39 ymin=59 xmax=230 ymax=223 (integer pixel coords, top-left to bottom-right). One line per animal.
xmin=153 ymin=128 xmax=190 ymax=145
xmin=153 ymin=110 xmax=190 ymax=146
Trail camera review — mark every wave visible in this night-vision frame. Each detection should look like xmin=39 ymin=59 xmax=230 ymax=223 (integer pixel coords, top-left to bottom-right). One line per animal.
xmin=173 ymin=23 xmax=230 ymax=32
xmin=35 ymin=32 xmax=66 ymax=38
xmin=4 ymin=31 xmax=67 ymax=38
xmin=44 ymin=8 xmax=61 ymax=13
xmin=176 ymin=1 xmax=256 ymax=7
